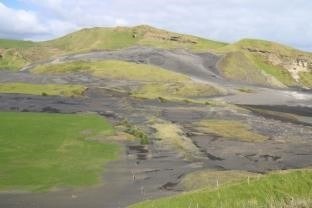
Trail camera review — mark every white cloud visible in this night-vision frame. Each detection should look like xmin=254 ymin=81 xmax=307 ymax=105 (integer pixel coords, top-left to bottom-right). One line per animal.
xmin=1 ymin=0 xmax=312 ymax=51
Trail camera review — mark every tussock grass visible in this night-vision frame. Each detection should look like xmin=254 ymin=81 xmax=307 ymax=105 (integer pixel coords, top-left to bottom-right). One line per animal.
xmin=0 ymin=112 xmax=118 ymax=192
xmin=130 ymin=169 xmax=312 ymax=208
xmin=0 ymin=82 xmax=86 ymax=97
xmin=196 ymin=120 xmax=268 ymax=142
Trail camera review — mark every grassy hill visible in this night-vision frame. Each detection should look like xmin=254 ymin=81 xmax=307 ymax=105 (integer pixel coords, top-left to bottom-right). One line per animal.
xmin=42 ymin=25 xmax=227 ymax=53
xmin=0 ymin=25 xmax=311 ymax=88
xmin=217 ymin=39 xmax=312 ymax=88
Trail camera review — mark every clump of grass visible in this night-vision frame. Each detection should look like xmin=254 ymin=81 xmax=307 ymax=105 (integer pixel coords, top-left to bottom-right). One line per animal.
xmin=130 ymin=169 xmax=312 ymax=208
xmin=0 ymin=82 xmax=86 ymax=97
xmin=120 ymin=120 xmax=149 ymax=145
xmin=0 ymin=112 xmax=118 ymax=192
xmin=237 ymin=87 xmax=253 ymax=93
xmin=152 ymin=122 xmax=200 ymax=159
xmin=196 ymin=119 xmax=268 ymax=142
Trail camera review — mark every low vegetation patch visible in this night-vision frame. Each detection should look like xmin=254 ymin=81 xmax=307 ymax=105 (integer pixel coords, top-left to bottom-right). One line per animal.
xmin=0 ymin=82 xmax=86 ymax=97
xmin=0 ymin=49 xmax=28 ymax=70
xmin=196 ymin=120 xmax=268 ymax=142
xmin=251 ymin=55 xmax=296 ymax=86
xmin=32 ymin=60 xmax=190 ymax=82
xmin=130 ymin=169 xmax=312 ymax=208
xmin=180 ymin=170 xmax=258 ymax=191
xmin=218 ymin=52 xmax=270 ymax=86
xmin=299 ymin=71 xmax=312 ymax=88
xmin=152 ymin=122 xmax=200 ymax=159
xmin=133 ymin=82 xmax=220 ymax=101
xmin=0 ymin=112 xmax=119 ymax=192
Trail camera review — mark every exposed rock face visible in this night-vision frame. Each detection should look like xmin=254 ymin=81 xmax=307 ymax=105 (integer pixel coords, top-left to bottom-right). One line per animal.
xmin=244 ymin=47 xmax=312 ymax=82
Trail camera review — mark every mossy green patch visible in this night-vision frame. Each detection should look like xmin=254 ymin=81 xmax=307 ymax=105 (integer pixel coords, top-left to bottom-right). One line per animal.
xmin=196 ymin=120 xmax=268 ymax=142
xmin=0 ymin=83 xmax=86 ymax=97
xmin=130 ymin=169 xmax=312 ymax=208
xmin=0 ymin=112 xmax=118 ymax=192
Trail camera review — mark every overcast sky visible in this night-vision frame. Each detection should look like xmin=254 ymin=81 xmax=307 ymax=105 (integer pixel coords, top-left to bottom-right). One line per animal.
xmin=0 ymin=0 xmax=311 ymax=51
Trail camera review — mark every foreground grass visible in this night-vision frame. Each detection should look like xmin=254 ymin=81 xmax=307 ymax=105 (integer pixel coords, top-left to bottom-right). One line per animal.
xmin=0 ymin=112 xmax=118 ymax=192
xmin=130 ymin=169 xmax=312 ymax=208
xmin=196 ymin=120 xmax=268 ymax=142
xmin=0 ymin=83 xmax=86 ymax=97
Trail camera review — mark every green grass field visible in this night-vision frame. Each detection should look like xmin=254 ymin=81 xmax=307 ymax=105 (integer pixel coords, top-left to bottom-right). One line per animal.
xmin=0 ymin=83 xmax=86 ymax=97
xmin=0 ymin=112 xmax=119 ymax=192
xmin=130 ymin=169 xmax=312 ymax=208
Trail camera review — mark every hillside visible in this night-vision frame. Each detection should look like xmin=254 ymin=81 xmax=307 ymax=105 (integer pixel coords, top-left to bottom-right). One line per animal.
xmin=217 ymin=39 xmax=312 ymax=88
xmin=0 ymin=25 xmax=311 ymax=88
xmin=42 ymin=25 xmax=227 ymax=52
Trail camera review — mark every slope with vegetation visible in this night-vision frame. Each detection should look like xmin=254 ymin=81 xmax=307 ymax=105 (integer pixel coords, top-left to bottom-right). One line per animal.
xmin=130 ymin=169 xmax=312 ymax=208
xmin=32 ymin=60 xmax=222 ymax=100
xmin=217 ymin=39 xmax=312 ymax=88
xmin=0 ymin=25 xmax=311 ymax=89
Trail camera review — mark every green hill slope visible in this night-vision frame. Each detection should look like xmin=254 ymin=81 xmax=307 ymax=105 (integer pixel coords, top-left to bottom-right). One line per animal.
xmin=130 ymin=169 xmax=312 ymax=208
xmin=217 ymin=39 xmax=312 ymax=88
xmin=0 ymin=26 xmax=311 ymax=89
xmin=42 ymin=25 xmax=227 ymax=52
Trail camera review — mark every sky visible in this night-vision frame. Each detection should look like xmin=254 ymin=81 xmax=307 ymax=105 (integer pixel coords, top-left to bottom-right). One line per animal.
xmin=0 ymin=0 xmax=311 ymax=51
